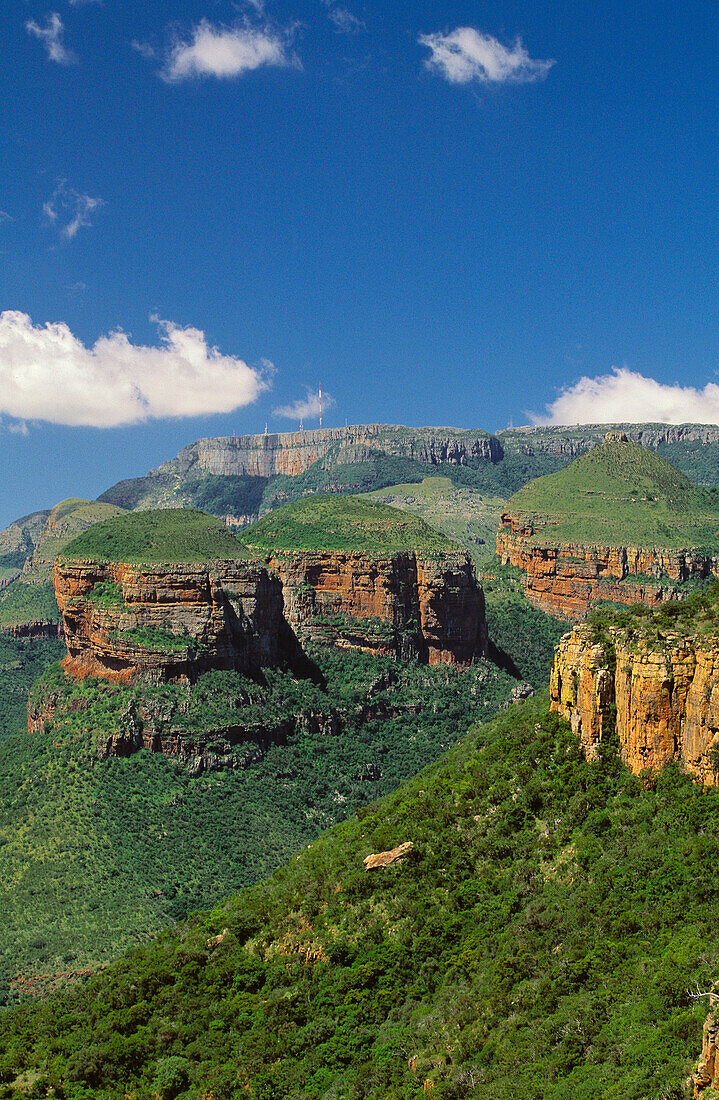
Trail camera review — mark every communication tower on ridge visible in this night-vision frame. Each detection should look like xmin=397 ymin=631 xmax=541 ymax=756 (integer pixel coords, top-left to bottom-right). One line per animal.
xmin=319 ymin=383 xmax=322 ymax=429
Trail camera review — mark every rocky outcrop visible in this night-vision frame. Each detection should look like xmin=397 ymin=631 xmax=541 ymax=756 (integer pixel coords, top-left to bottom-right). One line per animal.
xmin=497 ymin=512 xmax=717 ymax=619
xmin=363 ymin=842 xmax=414 ymax=871
xmin=54 ymin=558 xmax=287 ymax=682
xmin=690 ymin=1003 xmax=719 ymax=1098
xmin=267 ymin=549 xmax=487 ymax=665
xmin=193 ymin=425 xmax=502 ymax=479
xmin=550 ymin=624 xmax=719 ymax=783
xmin=0 ymin=620 xmax=61 ymax=639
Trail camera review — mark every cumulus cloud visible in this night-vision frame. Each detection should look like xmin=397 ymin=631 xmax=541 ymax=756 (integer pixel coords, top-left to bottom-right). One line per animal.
xmin=26 ymin=13 xmax=78 ymax=65
xmin=43 ymin=181 xmax=103 ymax=240
xmin=0 ymin=312 xmax=270 ymax=428
xmin=418 ymin=27 xmax=554 ymax=85
xmin=273 ymin=388 xmax=335 ymax=423
xmin=163 ymin=20 xmax=293 ymax=81
xmin=534 ymin=367 xmax=719 ymax=427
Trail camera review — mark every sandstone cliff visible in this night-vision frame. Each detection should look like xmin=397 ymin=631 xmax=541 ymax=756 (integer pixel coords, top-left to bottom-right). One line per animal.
xmin=54 ymin=558 xmax=286 ymax=682
xmin=550 ymin=622 xmax=719 ymax=783
xmin=496 ymin=512 xmax=715 ymax=618
xmin=192 ymin=424 xmax=502 ymax=479
xmin=267 ymin=549 xmax=487 ymax=665
xmin=498 ymin=422 xmax=719 ymax=458
xmin=54 ymin=545 xmax=487 ymax=681
xmin=690 ymin=1003 xmax=719 ymax=1098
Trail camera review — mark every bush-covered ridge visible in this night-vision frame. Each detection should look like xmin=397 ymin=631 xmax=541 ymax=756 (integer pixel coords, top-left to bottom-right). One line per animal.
xmin=58 ymin=509 xmax=255 ymax=565
xmin=505 ymin=438 xmax=719 ymax=548
xmin=1 ymin=646 xmax=517 ymax=992
xmin=1 ymin=695 xmax=717 ymax=1098
xmin=241 ymin=494 xmax=459 ymax=555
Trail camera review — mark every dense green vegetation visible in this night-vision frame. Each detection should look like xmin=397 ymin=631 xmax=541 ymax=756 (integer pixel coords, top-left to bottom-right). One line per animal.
xmin=2 ymin=695 xmax=717 ymax=1097
xmin=0 ymin=646 xmax=516 ymax=993
xmin=586 ymin=579 xmax=719 ymax=647
xmin=0 ymin=582 xmax=58 ymax=627
xmin=506 ymin=438 xmax=719 ymax=548
xmin=60 ymin=510 xmax=253 ymax=564
xmin=0 ymin=635 xmax=64 ymax=743
xmin=656 ymin=440 xmax=719 ymax=488
xmin=242 ymin=495 xmax=457 ymax=555
xmin=481 ymin=561 xmax=566 ymax=686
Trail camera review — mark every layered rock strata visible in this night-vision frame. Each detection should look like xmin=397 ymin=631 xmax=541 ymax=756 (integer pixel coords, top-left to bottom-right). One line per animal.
xmin=54 ymin=546 xmax=487 ymax=683
xmin=690 ymin=1004 xmax=719 ymax=1098
xmin=54 ymin=558 xmax=286 ymax=682
xmin=497 ymin=513 xmax=717 ymax=619
xmin=191 ymin=424 xmax=502 ymax=479
xmin=550 ymin=623 xmax=719 ymax=783
xmin=267 ymin=550 xmax=487 ymax=665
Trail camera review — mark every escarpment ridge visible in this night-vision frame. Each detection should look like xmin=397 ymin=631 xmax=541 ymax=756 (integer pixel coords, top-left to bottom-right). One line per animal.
xmin=498 ymin=436 xmax=719 ymax=618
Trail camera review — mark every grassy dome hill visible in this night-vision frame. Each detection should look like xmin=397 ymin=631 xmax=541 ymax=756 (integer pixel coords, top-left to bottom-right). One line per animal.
xmin=241 ymin=494 xmax=459 ymax=555
xmin=505 ymin=436 xmax=719 ymax=548
xmin=59 ymin=508 xmax=255 ymax=565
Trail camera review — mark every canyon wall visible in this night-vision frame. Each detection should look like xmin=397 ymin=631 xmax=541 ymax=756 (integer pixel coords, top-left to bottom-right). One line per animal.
xmin=550 ymin=623 xmax=719 ymax=784
xmin=54 ymin=558 xmax=286 ymax=682
xmin=54 ymin=547 xmax=487 ymax=683
xmin=497 ymin=513 xmax=717 ymax=619
xmin=268 ymin=549 xmax=487 ymax=664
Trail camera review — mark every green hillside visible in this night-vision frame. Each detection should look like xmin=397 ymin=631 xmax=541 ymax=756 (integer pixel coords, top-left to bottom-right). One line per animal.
xmin=241 ymin=495 xmax=458 ymax=555
xmin=1 ymin=693 xmax=717 ymax=1098
xmin=505 ymin=437 xmax=719 ymax=548
xmin=0 ymin=646 xmax=516 ymax=995
xmin=60 ymin=509 xmax=254 ymax=564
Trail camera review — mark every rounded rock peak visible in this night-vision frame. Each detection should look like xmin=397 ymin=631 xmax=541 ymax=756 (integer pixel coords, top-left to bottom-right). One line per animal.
xmin=604 ymin=430 xmax=629 ymax=443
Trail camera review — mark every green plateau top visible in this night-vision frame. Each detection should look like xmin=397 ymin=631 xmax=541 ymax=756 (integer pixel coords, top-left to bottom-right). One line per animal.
xmin=59 ymin=508 xmax=256 ymax=565
xmin=505 ymin=437 xmax=719 ymax=549
xmin=241 ymin=494 xmax=460 ymax=555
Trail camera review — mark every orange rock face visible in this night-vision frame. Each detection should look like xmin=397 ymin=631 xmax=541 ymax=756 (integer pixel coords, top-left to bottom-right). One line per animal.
xmin=54 ymin=558 xmax=286 ymax=682
xmin=268 ymin=549 xmax=487 ymax=665
xmin=52 ymin=548 xmax=487 ymax=685
xmin=550 ymin=624 xmax=719 ymax=784
xmin=497 ymin=512 xmax=716 ymax=619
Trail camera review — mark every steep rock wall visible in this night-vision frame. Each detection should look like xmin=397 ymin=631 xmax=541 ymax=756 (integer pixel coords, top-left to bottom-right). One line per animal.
xmin=267 ymin=550 xmax=487 ymax=665
xmin=55 ymin=558 xmax=286 ymax=682
xmin=550 ymin=623 xmax=719 ymax=783
xmin=497 ymin=513 xmax=716 ymax=618
xmin=193 ymin=425 xmax=502 ymax=479
xmin=498 ymin=423 xmax=719 ymax=458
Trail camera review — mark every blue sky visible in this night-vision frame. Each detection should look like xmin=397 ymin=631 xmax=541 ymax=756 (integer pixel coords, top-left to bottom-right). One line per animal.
xmin=0 ymin=0 xmax=718 ymax=526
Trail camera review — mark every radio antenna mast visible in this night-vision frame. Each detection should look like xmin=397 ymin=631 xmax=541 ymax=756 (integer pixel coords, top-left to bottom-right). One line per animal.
xmin=319 ymin=383 xmax=322 ymax=429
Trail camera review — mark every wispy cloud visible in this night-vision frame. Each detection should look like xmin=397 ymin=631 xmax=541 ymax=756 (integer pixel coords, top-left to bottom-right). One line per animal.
xmin=533 ymin=367 xmax=719 ymax=426
xmin=162 ymin=20 xmax=294 ymax=81
xmin=0 ymin=312 xmax=270 ymax=428
xmin=26 ymin=13 xmax=78 ymax=65
xmin=273 ymin=388 xmax=335 ymax=423
xmin=419 ymin=27 xmax=554 ymax=85
xmin=0 ymin=211 xmax=12 ymax=225
xmin=322 ymin=2 xmax=365 ymax=34
xmin=131 ymin=40 xmax=156 ymax=60
xmin=43 ymin=181 xmax=103 ymax=240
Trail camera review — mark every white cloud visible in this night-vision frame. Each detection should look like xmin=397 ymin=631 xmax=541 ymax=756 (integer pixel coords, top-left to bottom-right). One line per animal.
xmin=323 ymin=3 xmax=365 ymax=34
xmin=534 ymin=367 xmax=719 ymax=426
xmin=0 ymin=211 xmax=12 ymax=224
xmin=273 ymin=388 xmax=335 ymax=423
xmin=7 ymin=421 xmax=29 ymax=437
xmin=26 ymin=13 xmax=78 ymax=65
xmin=418 ymin=27 xmax=554 ymax=85
xmin=131 ymin=40 xmax=156 ymax=60
xmin=43 ymin=181 xmax=103 ymax=240
xmin=163 ymin=20 xmax=293 ymax=81
xmin=0 ymin=312 xmax=270 ymax=428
